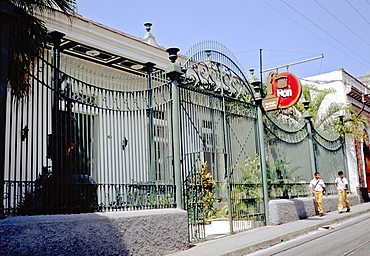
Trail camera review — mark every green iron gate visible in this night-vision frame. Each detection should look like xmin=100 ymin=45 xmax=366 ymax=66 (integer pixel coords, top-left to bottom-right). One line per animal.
xmin=178 ymin=41 xmax=265 ymax=242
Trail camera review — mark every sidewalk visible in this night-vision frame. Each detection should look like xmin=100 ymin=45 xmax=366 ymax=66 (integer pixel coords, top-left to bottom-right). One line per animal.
xmin=168 ymin=202 xmax=370 ymax=256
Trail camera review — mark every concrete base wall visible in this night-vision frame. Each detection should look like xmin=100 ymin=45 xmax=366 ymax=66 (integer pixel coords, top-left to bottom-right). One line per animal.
xmin=269 ymin=194 xmax=361 ymax=225
xmin=0 ymin=209 xmax=189 ymax=255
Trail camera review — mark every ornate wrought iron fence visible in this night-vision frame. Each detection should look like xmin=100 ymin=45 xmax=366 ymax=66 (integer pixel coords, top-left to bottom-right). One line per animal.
xmin=3 ymin=35 xmax=175 ymax=215
xmin=313 ymin=127 xmax=346 ymax=183
xmin=263 ymin=111 xmax=346 ymax=199
xmin=1 ymin=25 xmax=350 ymax=247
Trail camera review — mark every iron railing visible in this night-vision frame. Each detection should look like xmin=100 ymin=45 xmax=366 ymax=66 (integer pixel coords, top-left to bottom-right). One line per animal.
xmin=3 ymin=33 xmax=175 ymax=216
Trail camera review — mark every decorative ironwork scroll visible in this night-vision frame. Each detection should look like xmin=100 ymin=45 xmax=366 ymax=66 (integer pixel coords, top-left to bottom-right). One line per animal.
xmin=181 ymin=41 xmax=255 ymax=103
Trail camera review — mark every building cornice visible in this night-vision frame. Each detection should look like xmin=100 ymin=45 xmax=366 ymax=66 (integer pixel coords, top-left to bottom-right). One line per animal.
xmin=40 ymin=11 xmax=187 ymax=70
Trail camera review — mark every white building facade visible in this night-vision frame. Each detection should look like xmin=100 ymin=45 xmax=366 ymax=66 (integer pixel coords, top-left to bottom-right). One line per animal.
xmin=302 ymin=68 xmax=370 ymax=199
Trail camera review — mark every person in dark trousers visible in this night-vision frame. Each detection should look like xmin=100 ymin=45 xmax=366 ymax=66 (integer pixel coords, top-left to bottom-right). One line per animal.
xmin=309 ymin=172 xmax=328 ymax=217
xmin=334 ymin=171 xmax=351 ymax=213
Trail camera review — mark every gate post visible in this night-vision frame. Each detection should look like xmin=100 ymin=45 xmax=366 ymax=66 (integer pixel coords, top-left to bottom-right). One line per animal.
xmin=146 ymin=62 xmax=157 ymax=181
xmin=166 ymin=47 xmax=183 ymax=209
xmin=302 ymin=101 xmax=317 ymax=177
xmin=252 ymin=81 xmax=270 ymax=225
xmin=49 ymin=31 xmax=64 ymax=176
xmin=339 ymin=115 xmax=350 ymax=191
xmin=0 ymin=1 xmax=16 ymax=218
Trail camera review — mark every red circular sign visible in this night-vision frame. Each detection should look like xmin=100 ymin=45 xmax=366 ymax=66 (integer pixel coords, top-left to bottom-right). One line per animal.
xmin=266 ymin=72 xmax=302 ymax=109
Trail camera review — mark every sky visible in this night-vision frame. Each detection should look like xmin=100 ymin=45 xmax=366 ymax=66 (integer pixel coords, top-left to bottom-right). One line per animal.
xmin=75 ymin=0 xmax=370 ymax=81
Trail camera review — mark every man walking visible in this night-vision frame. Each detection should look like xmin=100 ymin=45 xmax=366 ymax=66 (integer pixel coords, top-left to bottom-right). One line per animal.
xmin=309 ymin=172 xmax=328 ymax=217
xmin=334 ymin=171 xmax=351 ymax=213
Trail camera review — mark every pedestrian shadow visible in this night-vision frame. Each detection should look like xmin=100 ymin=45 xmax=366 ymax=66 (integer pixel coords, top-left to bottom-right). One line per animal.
xmin=291 ymin=199 xmax=309 ymax=219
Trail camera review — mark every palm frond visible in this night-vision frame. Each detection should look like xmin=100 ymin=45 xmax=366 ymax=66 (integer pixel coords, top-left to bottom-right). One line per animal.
xmin=9 ymin=7 xmax=48 ymax=99
xmin=315 ymin=102 xmax=343 ymax=128
xmin=10 ymin=0 xmax=76 ymax=15
xmin=7 ymin=0 xmax=76 ymax=100
xmin=324 ymin=106 xmax=368 ymax=138
xmin=276 ymin=82 xmax=368 ymax=140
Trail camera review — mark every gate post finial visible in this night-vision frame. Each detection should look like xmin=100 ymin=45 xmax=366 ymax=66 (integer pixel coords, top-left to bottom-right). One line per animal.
xmin=252 ymin=80 xmax=263 ymax=102
xmin=166 ymin=47 xmax=183 ymax=80
xmin=302 ymin=101 xmax=313 ymax=120
xmin=166 ymin=47 xmax=180 ymax=63
xmin=49 ymin=31 xmax=65 ymax=46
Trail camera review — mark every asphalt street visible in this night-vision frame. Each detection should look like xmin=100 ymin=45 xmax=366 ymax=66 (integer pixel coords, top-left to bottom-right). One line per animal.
xmin=248 ymin=212 xmax=370 ymax=256
xmin=169 ymin=202 xmax=370 ymax=256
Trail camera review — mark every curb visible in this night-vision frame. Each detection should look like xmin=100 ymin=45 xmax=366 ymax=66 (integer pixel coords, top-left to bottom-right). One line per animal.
xmin=221 ymin=207 xmax=370 ymax=256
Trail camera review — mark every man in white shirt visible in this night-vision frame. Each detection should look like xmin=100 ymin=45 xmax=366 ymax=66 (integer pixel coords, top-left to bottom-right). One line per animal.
xmin=334 ymin=171 xmax=351 ymax=213
xmin=309 ymin=172 xmax=328 ymax=216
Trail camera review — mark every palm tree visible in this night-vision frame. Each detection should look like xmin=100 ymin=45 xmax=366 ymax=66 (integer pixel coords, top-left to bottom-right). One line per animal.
xmin=6 ymin=0 xmax=76 ymax=99
xmin=272 ymin=83 xmax=367 ymax=139
xmin=296 ymin=84 xmax=367 ymax=138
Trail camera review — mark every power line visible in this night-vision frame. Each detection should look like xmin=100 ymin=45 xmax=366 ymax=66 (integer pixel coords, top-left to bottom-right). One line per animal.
xmin=267 ymin=49 xmax=321 ymax=55
xmin=262 ymin=55 xmax=322 ymax=69
xmin=280 ymin=0 xmax=370 ymax=68
xmin=346 ymin=0 xmax=370 ymax=26
xmin=245 ymin=54 xmax=323 ymax=74
xmin=260 ymin=0 xmax=336 ymax=55
xmin=234 ymin=49 xmax=259 ymax=54
xmin=235 ymin=48 xmax=319 ymax=56
xmin=261 ymin=0 xmax=370 ymax=69
xmin=262 ymin=55 xmax=324 ymax=73
xmin=313 ymin=0 xmax=370 ymax=48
